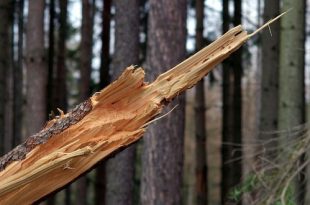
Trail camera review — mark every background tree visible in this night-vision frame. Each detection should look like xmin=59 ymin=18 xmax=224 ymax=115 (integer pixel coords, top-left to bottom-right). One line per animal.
xmin=95 ymin=0 xmax=111 ymax=204
xmin=104 ymin=0 xmax=140 ymax=204
xmin=221 ymin=0 xmax=235 ymax=203
xmin=194 ymin=0 xmax=207 ymax=204
xmin=76 ymin=0 xmax=95 ymax=204
xmin=260 ymin=0 xmax=279 ymax=161
xmin=0 ymin=0 xmax=13 ymax=155
xmin=13 ymin=0 xmax=24 ymax=147
xmin=221 ymin=0 xmax=243 ymax=204
xmin=140 ymin=0 xmax=187 ymax=204
xmin=25 ymin=0 xmax=47 ymax=137
xmin=278 ymin=0 xmax=306 ymax=204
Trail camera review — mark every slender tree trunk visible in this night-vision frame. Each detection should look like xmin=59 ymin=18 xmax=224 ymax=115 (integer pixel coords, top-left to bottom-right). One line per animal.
xmin=46 ymin=2 xmax=56 ymax=204
xmin=25 ymin=0 xmax=47 ymax=137
xmin=221 ymin=0 xmax=235 ymax=203
xmin=232 ymin=1 xmax=243 ymax=204
xmin=55 ymin=0 xmax=67 ymax=111
xmin=13 ymin=0 xmax=24 ymax=147
xmin=194 ymin=0 xmax=207 ymax=204
xmin=76 ymin=0 xmax=94 ymax=204
xmin=47 ymin=0 xmax=55 ymax=115
xmin=278 ymin=0 xmax=306 ymax=204
xmin=0 ymin=0 xmax=13 ymax=155
xmin=103 ymin=0 xmax=139 ymax=205
xmin=79 ymin=0 xmax=94 ymax=101
xmin=221 ymin=0 xmax=243 ymax=204
xmin=260 ymin=0 xmax=280 ymax=161
xmin=140 ymin=1 xmax=187 ymax=204
xmin=99 ymin=0 xmax=111 ymax=89
xmin=95 ymin=0 xmax=111 ymax=204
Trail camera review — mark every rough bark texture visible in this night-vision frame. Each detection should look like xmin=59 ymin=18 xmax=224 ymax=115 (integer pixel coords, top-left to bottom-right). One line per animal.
xmin=140 ymin=1 xmax=187 ymax=204
xmin=194 ymin=0 xmax=208 ymax=204
xmin=260 ymin=0 xmax=279 ymax=161
xmin=278 ymin=1 xmax=306 ymax=204
xmin=104 ymin=0 xmax=139 ymax=205
xmin=0 ymin=25 xmax=249 ymax=205
xmin=25 ymin=0 xmax=47 ymax=137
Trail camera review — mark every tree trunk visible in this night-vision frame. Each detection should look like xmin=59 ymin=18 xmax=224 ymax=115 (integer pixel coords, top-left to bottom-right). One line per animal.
xmin=77 ymin=0 xmax=95 ymax=204
xmin=55 ymin=0 xmax=68 ymax=112
xmin=0 ymin=25 xmax=250 ymax=205
xmin=278 ymin=0 xmax=306 ymax=204
xmin=232 ymin=1 xmax=243 ymax=204
xmin=221 ymin=0 xmax=235 ymax=203
xmin=47 ymin=0 xmax=55 ymax=115
xmin=4 ymin=1 xmax=14 ymax=154
xmin=95 ymin=0 xmax=111 ymax=204
xmin=79 ymin=0 xmax=94 ymax=102
xmin=194 ymin=0 xmax=207 ymax=204
xmin=140 ymin=1 xmax=187 ymax=204
xmin=13 ymin=0 xmax=24 ymax=147
xmin=0 ymin=1 xmax=12 ymax=155
xmin=260 ymin=0 xmax=280 ymax=162
xmin=103 ymin=0 xmax=139 ymax=205
xmin=25 ymin=0 xmax=47 ymax=137
xmin=221 ymin=0 xmax=243 ymax=204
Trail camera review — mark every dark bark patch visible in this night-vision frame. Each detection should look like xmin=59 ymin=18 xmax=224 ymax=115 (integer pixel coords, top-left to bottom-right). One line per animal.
xmin=0 ymin=99 xmax=92 ymax=171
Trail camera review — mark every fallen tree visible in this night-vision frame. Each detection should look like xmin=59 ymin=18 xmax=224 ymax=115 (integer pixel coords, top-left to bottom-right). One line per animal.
xmin=0 ymin=16 xmax=282 ymax=203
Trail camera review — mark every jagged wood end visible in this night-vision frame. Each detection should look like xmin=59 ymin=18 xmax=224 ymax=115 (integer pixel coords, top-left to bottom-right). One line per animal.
xmin=0 ymin=25 xmax=248 ymax=204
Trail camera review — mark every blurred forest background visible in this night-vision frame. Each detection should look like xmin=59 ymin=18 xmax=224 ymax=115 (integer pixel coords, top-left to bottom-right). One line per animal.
xmin=0 ymin=0 xmax=309 ymax=204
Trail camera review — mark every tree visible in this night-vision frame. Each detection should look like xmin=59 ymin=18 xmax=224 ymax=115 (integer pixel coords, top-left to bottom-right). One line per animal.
xmin=13 ymin=0 xmax=24 ymax=147
xmin=140 ymin=0 xmax=187 ymax=204
xmin=278 ymin=0 xmax=306 ymax=204
xmin=95 ymin=0 xmax=112 ymax=204
xmin=76 ymin=0 xmax=95 ymax=204
xmin=260 ymin=0 xmax=280 ymax=161
xmin=221 ymin=0 xmax=235 ymax=203
xmin=221 ymin=0 xmax=243 ymax=204
xmin=0 ymin=0 xmax=13 ymax=155
xmin=103 ymin=0 xmax=140 ymax=205
xmin=25 ymin=0 xmax=47 ymax=137
xmin=194 ymin=0 xmax=207 ymax=204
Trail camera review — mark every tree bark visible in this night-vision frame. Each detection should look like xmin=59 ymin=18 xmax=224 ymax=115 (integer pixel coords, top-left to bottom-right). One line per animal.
xmin=278 ymin=0 xmax=306 ymax=204
xmin=0 ymin=25 xmax=250 ymax=205
xmin=260 ymin=0 xmax=280 ymax=162
xmin=95 ymin=0 xmax=111 ymax=204
xmin=13 ymin=0 xmax=24 ymax=147
xmin=0 ymin=0 xmax=13 ymax=156
xmin=25 ymin=0 xmax=47 ymax=137
xmin=221 ymin=0 xmax=235 ymax=203
xmin=194 ymin=0 xmax=207 ymax=204
xmin=77 ymin=0 xmax=95 ymax=204
xmin=232 ymin=1 xmax=243 ymax=204
xmin=79 ymin=0 xmax=94 ymax=102
xmin=103 ymin=0 xmax=139 ymax=205
xmin=140 ymin=1 xmax=187 ymax=204
xmin=221 ymin=0 xmax=243 ymax=204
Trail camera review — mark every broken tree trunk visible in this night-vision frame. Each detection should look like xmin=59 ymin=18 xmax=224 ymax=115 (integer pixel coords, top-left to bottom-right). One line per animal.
xmin=0 ymin=26 xmax=252 ymax=204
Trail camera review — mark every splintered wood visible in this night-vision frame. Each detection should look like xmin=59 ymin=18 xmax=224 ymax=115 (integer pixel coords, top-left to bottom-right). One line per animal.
xmin=0 ymin=26 xmax=248 ymax=204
